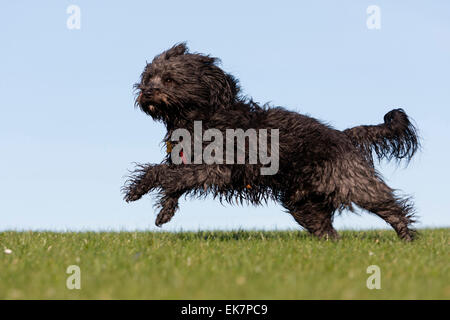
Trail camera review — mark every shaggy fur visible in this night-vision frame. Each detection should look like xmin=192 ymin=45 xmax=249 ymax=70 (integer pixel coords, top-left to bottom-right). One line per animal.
xmin=123 ymin=43 xmax=420 ymax=241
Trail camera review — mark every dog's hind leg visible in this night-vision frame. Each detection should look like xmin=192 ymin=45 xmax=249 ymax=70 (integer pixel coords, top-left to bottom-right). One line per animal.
xmin=283 ymin=195 xmax=339 ymax=240
xmin=351 ymin=175 xmax=416 ymax=241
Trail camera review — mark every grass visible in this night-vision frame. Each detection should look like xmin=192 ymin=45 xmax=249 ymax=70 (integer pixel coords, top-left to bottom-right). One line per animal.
xmin=0 ymin=229 xmax=448 ymax=299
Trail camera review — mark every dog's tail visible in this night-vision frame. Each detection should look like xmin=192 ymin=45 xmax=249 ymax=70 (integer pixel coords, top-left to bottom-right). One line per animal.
xmin=344 ymin=108 xmax=419 ymax=164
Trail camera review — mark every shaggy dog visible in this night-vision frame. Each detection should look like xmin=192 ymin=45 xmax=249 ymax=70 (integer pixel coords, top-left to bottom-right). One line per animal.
xmin=123 ymin=43 xmax=419 ymax=241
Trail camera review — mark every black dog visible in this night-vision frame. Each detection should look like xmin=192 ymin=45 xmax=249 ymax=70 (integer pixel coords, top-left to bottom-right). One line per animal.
xmin=123 ymin=43 xmax=419 ymax=241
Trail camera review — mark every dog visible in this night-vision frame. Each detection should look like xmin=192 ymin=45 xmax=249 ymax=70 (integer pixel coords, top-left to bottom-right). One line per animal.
xmin=123 ymin=43 xmax=419 ymax=241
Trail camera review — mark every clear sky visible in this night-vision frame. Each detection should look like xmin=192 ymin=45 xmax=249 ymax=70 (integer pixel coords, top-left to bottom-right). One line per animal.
xmin=1 ymin=1 xmax=449 ymax=231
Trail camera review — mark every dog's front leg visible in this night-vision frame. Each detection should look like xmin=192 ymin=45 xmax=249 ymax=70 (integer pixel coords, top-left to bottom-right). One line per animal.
xmin=153 ymin=164 xmax=232 ymax=226
xmin=123 ymin=163 xmax=166 ymax=202
xmin=156 ymin=164 xmax=233 ymax=194
xmin=154 ymin=190 xmax=185 ymax=227
xmin=124 ymin=163 xmax=232 ymax=226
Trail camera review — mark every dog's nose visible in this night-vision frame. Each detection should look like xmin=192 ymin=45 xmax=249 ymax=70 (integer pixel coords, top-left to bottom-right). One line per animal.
xmin=143 ymin=85 xmax=161 ymax=96
xmin=143 ymin=88 xmax=155 ymax=96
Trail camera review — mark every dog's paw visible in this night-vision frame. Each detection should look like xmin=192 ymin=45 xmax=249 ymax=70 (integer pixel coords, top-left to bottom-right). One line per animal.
xmin=122 ymin=185 xmax=145 ymax=203
xmin=155 ymin=208 xmax=175 ymax=227
xmin=124 ymin=192 xmax=142 ymax=203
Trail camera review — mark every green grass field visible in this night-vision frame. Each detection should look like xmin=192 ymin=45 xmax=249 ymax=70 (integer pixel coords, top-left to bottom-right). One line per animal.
xmin=0 ymin=229 xmax=448 ymax=299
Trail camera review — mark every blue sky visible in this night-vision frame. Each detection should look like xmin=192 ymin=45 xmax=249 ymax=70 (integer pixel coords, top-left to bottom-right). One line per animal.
xmin=1 ymin=1 xmax=449 ymax=231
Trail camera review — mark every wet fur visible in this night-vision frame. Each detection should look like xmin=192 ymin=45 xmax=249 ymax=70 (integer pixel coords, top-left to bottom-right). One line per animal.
xmin=123 ymin=43 xmax=420 ymax=241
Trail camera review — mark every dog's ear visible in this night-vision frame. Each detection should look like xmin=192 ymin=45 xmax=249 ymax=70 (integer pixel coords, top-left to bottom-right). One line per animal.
xmin=206 ymin=69 xmax=240 ymax=109
xmin=164 ymin=42 xmax=188 ymax=60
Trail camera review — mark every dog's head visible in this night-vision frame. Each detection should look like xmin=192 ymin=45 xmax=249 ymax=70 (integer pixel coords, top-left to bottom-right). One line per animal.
xmin=135 ymin=43 xmax=239 ymax=123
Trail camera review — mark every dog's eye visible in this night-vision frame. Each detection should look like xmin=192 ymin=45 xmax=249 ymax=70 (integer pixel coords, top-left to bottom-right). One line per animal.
xmin=165 ymin=78 xmax=172 ymax=83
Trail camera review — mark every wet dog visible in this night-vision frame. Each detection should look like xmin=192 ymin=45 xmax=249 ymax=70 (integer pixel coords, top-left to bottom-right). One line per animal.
xmin=123 ymin=43 xmax=419 ymax=240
